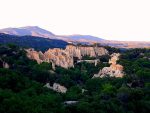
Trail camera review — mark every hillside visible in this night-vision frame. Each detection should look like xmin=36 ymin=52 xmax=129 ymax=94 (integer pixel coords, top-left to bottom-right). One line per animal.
xmin=0 ymin=44 xmax=149 ymax=113
xmin=0 ymin=33 xmax=68 ymax=51
xmin=0 ymin=26 xmax=55 ymax=38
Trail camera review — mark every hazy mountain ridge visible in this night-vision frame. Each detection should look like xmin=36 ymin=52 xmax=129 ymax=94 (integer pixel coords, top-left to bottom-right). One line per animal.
xmin=0 ymin=26 xmax=150 ymax=48
xmin=0 ymin=26 xmax=55 ymax=37
xmin=62 ymin=35 xmax=104 ymax=42
xmin=0 ymin=26 xmax=105 ymax=43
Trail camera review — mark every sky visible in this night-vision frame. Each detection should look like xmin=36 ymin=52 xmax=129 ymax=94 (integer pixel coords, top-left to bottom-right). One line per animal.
xmin=0 ymin=0 xmax=150 ymax=41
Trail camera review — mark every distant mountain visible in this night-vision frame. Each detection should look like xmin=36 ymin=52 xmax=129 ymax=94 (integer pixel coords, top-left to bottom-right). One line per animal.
xmin=0 ymin=26 xmax=55 ymax=38
xmin=0 ymin=26 xmax=105 ymax=43
xmin=0 ymin=33 xmax=68 ymax=51
xmin=63 ymin=35 xmax=104 ymax=42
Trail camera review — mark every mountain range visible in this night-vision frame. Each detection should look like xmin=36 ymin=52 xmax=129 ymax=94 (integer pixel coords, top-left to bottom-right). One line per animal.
xmin=0 ymin=26 xmax=104 ymax=43
xmin=0 ymin=26 xmax=150 ymax=48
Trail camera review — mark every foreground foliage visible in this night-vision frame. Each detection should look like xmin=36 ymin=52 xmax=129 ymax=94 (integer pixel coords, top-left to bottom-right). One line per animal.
xmin=0 ymin=44 xmax=149 ymax=113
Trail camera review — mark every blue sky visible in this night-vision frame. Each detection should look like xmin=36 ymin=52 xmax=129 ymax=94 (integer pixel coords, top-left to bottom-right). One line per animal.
xmin=0 ymin=0 xmax=150 ymax=41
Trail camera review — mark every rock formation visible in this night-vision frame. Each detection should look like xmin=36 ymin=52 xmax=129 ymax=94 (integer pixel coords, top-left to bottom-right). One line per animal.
xmin=53 ymin=83 xmax=67 ymax=93
xmin=3 ymin=62 xmax=9 ymax=69
xmin=65 ymin=45 xmax=108 ymax=59
xmin=93 ymin=53 xmax=124 ymax=78
xmin=0 ymin=58 xmax=9 ymax=69
xmin=26 ymin=45 xmax=108 ymax=69
xmin=64 ymin=101 xmax=78 ymax=105
xmin=26 ymin=49 xmax=44 ymax=64
xmin=44 ymin=48 xmax=74 ymax=69
xmin=44 ymin=83 xmax=67 ymax=93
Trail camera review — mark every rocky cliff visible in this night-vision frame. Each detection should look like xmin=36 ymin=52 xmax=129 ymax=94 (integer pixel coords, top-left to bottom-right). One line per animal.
xmin=65 ymin=45 xmax=108 ymax=59
xmin=44 ymin=48 xmax=74 ymax=69
xmin=93 ymin=53 xmax=124 ymax=78
xmin=26 ymin=45 xmax=108 ymax=69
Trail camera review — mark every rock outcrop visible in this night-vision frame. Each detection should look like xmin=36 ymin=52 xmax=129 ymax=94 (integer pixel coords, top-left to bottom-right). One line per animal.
xmin=93 ymin=53 xmax=124 ymax=78
xmin=26 ymin=49 xmax=44 ymax=64
xmin=53 ymin=83 xmax=67 ymax=93
xmin=3 ymin=62 xmax=9 ymax=69
xmin=0 ymin=58 xmax=9 ymax=69
xmin=44 ymin=48 xmax=74 ymax=69
xmin=44 ymin=83 xmax=67 ymax=93
xmin=64 ymin=101 xmax=78 ymax=105
xmin=26 ymin=45 xmax=108 ymax=69
xmin=65 ymin=45 xmax=108 ymax=59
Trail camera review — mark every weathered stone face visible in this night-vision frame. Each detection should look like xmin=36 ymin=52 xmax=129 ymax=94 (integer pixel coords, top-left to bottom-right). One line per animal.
xmin=53 ymin=83 xmax=67 ymax=93
xmin=26 ymin=45 xmax=108 ymax=69
xmin=109 ymin=53 xmax=120 ymax=65
xmin=0 ymin=58 xmax=9 ymax=69
xmin=3 ymin=62 xmax=9 ymax=69
xmin=44 ymin=83 xmax=67 ymax=93
xmin=44 ymin=48 xmax=74 ymax=69
xmin=65 ymin=45 xmax=108 ymax=59
xmin=26 ymin=49 xmax=43 ymax=64
xmin=93 ymin=53 xmax=124 ymax=78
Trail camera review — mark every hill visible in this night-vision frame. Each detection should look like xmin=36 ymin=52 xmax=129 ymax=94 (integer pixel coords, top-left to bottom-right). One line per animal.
xmin=63 ymin=34 xmax=104 ymax=42
xmin=0 ymin=33 xmax=68 ymax=51
xmin=0 ymin=26 xmax=55 ymax=38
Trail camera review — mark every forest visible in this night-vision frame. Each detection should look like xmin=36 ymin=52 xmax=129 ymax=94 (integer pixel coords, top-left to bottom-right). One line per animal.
xmin=0 ymin=33 xmax=68 ymax=51
xmin=0 ymin=44 xmax=149 ymax=113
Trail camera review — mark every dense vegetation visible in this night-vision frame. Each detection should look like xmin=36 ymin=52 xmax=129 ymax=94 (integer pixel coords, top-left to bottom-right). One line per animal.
xmin=0 ymin=44 xmax=149 ymax=113
xmin=0 ymin=33 xmax=68 ymax=51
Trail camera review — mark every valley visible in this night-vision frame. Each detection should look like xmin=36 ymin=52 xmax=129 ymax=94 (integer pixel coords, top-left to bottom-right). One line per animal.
xmin=0 ymin=0 xmax=150 ymax=112
xmin=0 ymin=43 xmax=149 ymax=113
